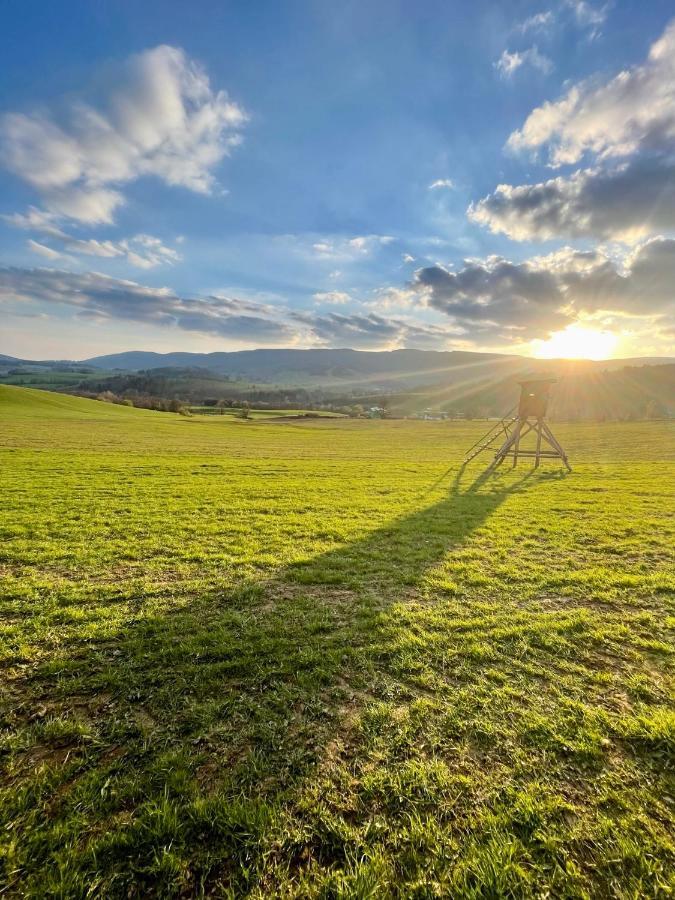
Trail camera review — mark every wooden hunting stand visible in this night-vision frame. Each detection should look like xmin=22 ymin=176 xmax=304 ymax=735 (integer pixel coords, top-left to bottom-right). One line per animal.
xmin=465 ymin=378 xmax=571 ymax=472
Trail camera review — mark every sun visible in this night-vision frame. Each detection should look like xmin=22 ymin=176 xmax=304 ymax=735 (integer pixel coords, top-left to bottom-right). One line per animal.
xmin=532 ymin=325 xmax=619 ymax=361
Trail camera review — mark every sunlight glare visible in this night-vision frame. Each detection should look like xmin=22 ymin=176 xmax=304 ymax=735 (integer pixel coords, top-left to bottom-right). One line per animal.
xmin=532 ymin=325 xmax=619 ymax=360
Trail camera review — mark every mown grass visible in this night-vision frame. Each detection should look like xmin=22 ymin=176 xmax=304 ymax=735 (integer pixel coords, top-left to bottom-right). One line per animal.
xmin=188 ymin=407 xmax=345 ymax=419
xmin=1 ymin=384 xmax=674 ymax=897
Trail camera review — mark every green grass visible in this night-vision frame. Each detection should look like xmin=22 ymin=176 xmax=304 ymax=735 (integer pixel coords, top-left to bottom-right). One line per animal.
xmin=188 ymin=406 xmax=345 ymax=419
xmin=1 ymin=384 xmax=674 ymax=897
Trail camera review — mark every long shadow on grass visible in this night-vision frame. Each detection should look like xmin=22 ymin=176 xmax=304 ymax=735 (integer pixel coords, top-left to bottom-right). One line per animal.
xmin=9 ymin=463 xmax=557 ymax=893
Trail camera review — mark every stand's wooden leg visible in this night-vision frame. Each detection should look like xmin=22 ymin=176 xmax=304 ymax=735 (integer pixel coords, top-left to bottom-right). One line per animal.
xmin=512 ymin=418 xmax=523 ymax=468
xmin=488 ymin=419 xmax=522 ymax=473
xmin=479 ymin=408 xmax=571 ymax=476
xmin=541 ymin=422 xmax=572 ymax=472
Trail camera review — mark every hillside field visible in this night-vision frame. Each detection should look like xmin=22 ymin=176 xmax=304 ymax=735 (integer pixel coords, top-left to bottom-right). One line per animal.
xmin=187 ymin=407 xmax=346 ymax=420
xmin=1 ymin=385 xmax=674 ymax=897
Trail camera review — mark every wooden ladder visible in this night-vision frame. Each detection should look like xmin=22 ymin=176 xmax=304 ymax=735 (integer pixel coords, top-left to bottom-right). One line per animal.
xmin=464 ymin=408 xmax=517 ymax=463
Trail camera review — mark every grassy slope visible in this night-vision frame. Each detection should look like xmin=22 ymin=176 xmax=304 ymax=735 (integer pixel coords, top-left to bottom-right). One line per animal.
xmin=189 ymin=407 xmax=345 ymax=419
xmin=0 ymin=385 xmax=164 ymax=419
xmin=0 ymin=385 xmax=674 ymax=897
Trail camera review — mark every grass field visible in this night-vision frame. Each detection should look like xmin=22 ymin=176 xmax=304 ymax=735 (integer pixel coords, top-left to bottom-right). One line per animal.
xmin=188 ymin=407 xmax=345 ymax=420
xmin=1 ymin=384 xmax=674 ymax=897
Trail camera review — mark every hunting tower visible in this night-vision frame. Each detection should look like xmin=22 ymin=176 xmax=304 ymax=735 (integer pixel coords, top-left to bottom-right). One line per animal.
xmin=465 ymin=378 xmax=571 ymax=472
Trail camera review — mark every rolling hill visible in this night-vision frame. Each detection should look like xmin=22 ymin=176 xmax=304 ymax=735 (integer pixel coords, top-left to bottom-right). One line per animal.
xmin=79 ymin=347 xmax=675 ymax=386
xmin=0 ymin=384 xmax=163 ymax=419
xmin=79 ymin=348 xmax=519 ymax=389
xmin=2 ymin=350 xmax=674 ymax=420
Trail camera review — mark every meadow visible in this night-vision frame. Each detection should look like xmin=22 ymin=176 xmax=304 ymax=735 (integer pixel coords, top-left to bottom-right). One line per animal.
xmin=0 ymin=385 xmax=673 ymax=897
xmin=186 ymin=407 xmax=345 ymax=419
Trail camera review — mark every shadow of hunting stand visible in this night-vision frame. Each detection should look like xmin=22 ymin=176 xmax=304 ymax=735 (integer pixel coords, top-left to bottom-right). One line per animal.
xmin=8 ymin=463 xmax=558 ymax=891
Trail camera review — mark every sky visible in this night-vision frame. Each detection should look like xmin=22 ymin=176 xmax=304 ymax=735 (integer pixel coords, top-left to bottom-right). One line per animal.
xmin=1 ymin=0 xmax=674 ymax=360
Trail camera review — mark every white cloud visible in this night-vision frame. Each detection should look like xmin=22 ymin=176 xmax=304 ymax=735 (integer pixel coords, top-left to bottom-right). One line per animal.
xmin=123 ymin=234 xmax=182 ymax=269
xmin=428 ymin=179 xmax=455 ymax=190
xmin=311 ymin=234 xmax=394 ymax=258
xmin=496 ymin=47 xmax=552 ymax=79
xmin=313 ymin=291 xmax=351 ymax=305
xmin=41 ymin=186 xmax=125 ymax=226
xmin=65 ymin=234 xmax=180 ymax=269
xmin=508 ymin=20 xmax=675 ymax=164
xmin=514 ymin=3 xmax=607 ymax=38
xmin=0 ymin=45 xmax=246 ymax=224
xmin=368 ymin=286 xmax=416 ymax=310
xmin=473 ymin=20 xmax=675 ymax=244
xmin=348 ymin=235 xmax=394 ymax=252
xmin=11 ymin=214 xmax=182 ymax=268
xmin=565 ymin=0 xmax=608 ymax=33
xmin=496 ymin=50 xmax=525 ymax=78
xmin=469 ymin=156 xmax=675 ymax=242
xmin=65 ymin=238 xmax=125 ymax=259
xmin=27 ymin=239 xmax=62 ymax=260
xmin=3 ymin=207 xmax=64 ymax=237
xmin=516 ymin=11 xmax=555 ymax=33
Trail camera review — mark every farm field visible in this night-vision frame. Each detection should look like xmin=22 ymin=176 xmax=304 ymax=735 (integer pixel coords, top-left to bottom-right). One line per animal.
xmin=0 ymin=384 xmax=674 ymax=897
xmin=188 ymin=407 xmax=346 ymax=419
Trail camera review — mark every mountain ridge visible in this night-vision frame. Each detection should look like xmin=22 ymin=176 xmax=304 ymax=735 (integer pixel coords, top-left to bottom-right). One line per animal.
xmin=2 ymin=348 xmax=674 ymax=394
xmin=2 ymin=349 xmax=673 ymax=420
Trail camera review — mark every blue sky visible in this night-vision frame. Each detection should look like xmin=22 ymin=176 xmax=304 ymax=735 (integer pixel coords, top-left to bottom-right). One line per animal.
xmin=1 ymin=0 xmax=674 ymax=359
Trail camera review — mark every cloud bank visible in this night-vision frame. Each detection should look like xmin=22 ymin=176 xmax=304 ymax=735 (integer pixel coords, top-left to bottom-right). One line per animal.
xmin=470 ymin=157 xmax=675 ymax=242
xmin=0 ymin=267 xmax=451 ymax=351
xmin=7 ymin=225 xmax=673 ymax=353
xmin=412 ymin=239 xmax=675 ymax=344
xmin=473 ymin=20 xmax=675 ymax=243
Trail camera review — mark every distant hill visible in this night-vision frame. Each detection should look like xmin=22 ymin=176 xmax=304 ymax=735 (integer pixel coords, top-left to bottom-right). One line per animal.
xmin=79 ymin=347 xmax=675 ymax=389
xmin=0 ymin=354 xmax=78 ymax=367
xmin=80 ymin=348 xmax=521 ymax=388
xmin=2 ymin=349 xmax=674 ymax=420
xmin=3 ymin=348 xmax=673 ymax=386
